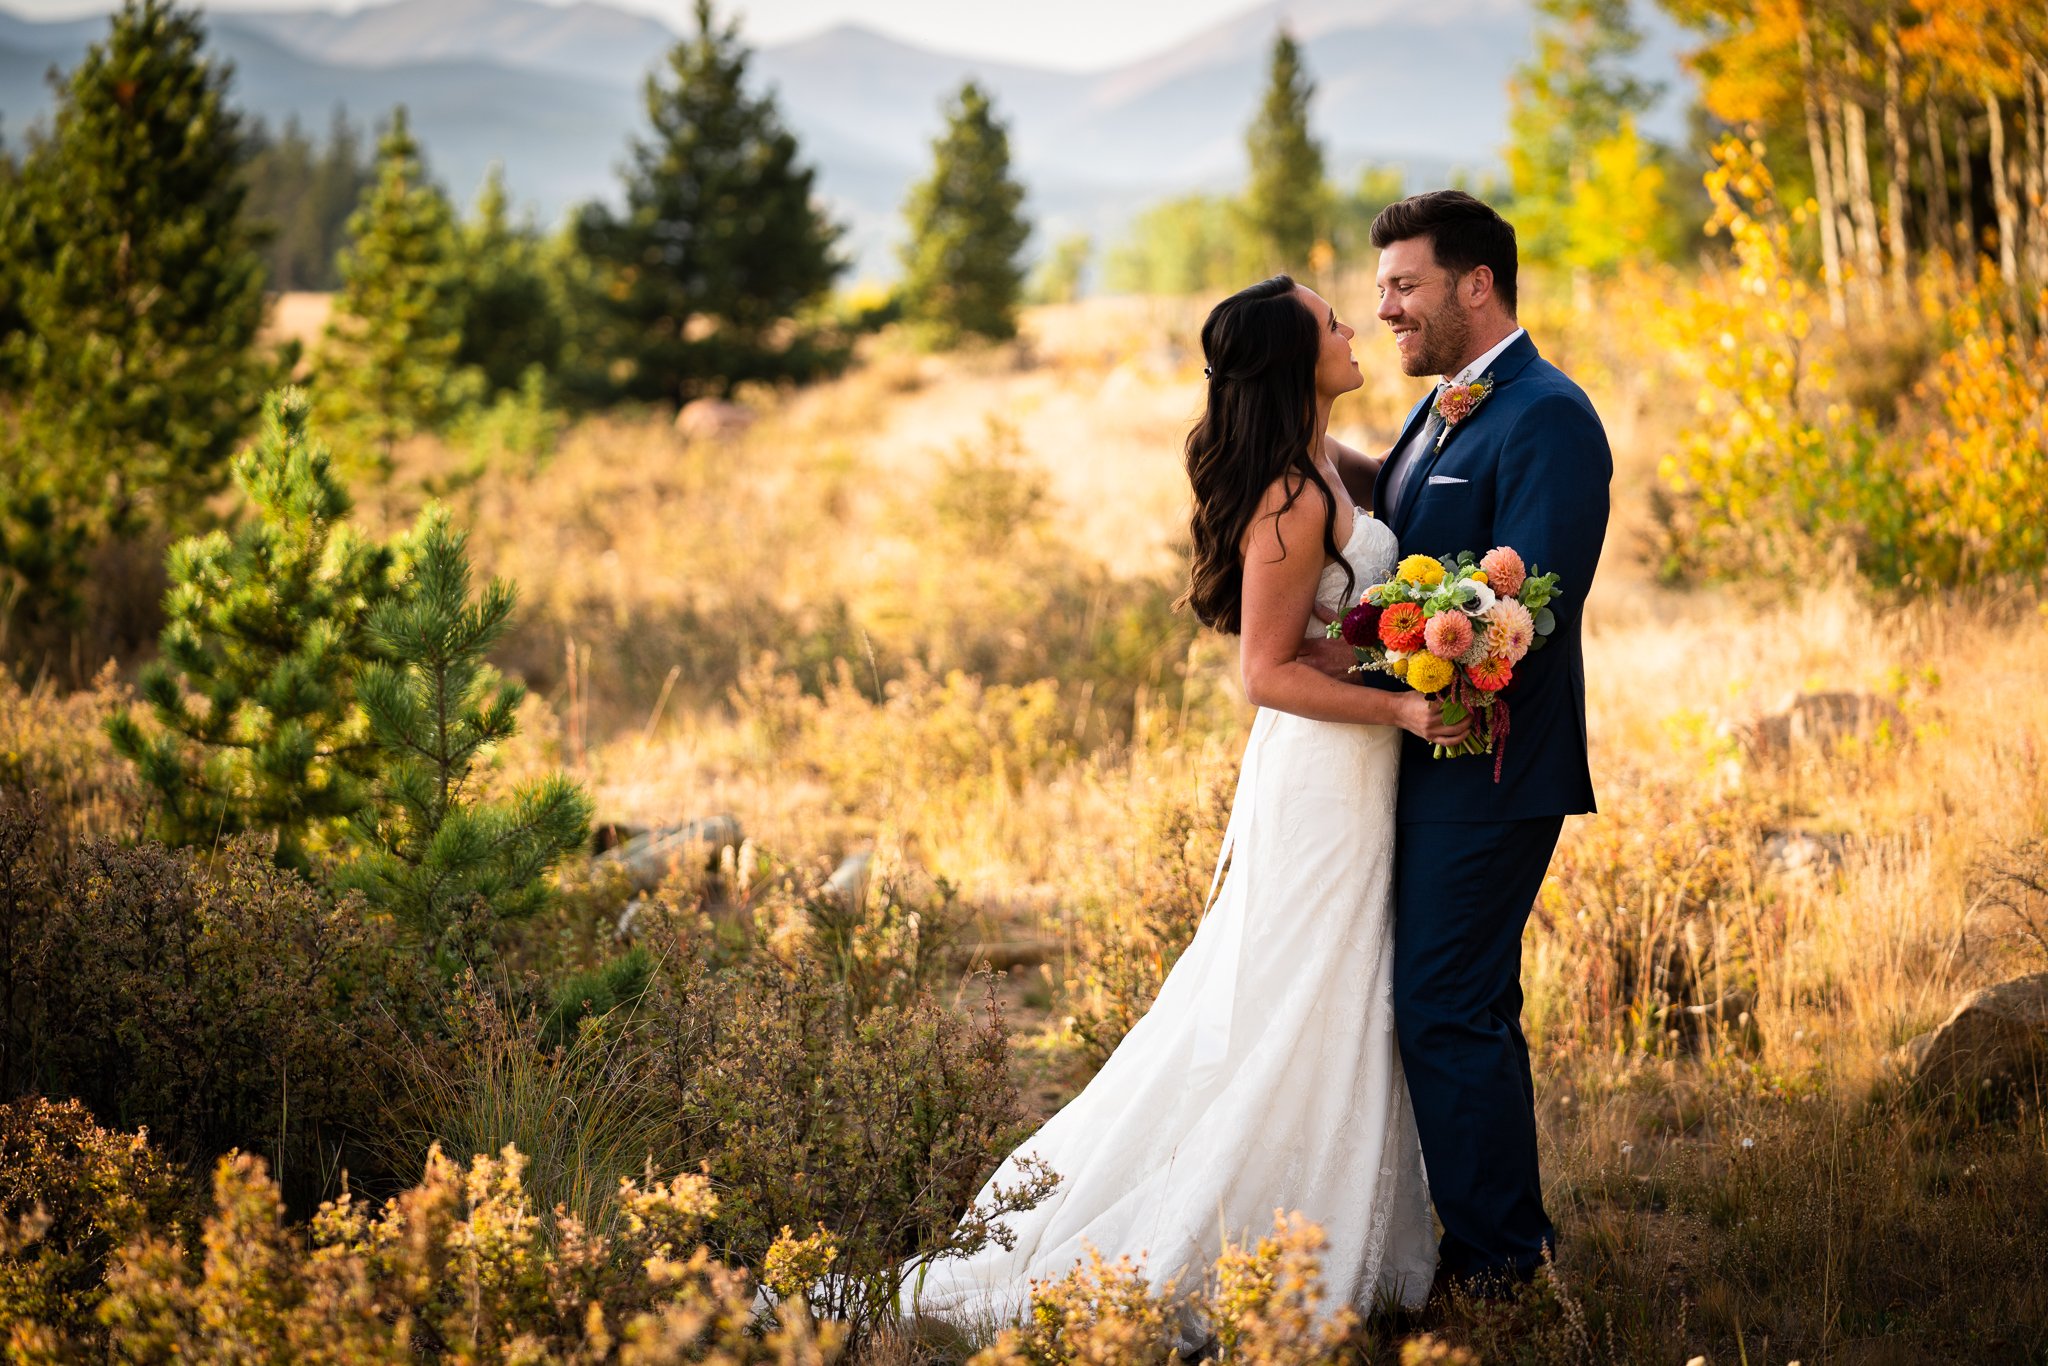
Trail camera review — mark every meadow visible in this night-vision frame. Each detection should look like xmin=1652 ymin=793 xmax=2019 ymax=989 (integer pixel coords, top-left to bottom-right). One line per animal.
xmin=9 ymin=247 xmax=2046 ymax=1363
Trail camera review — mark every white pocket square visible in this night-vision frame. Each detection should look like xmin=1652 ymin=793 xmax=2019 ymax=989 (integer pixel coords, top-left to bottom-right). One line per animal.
xmin=1426 ymin=475 xmax=1468 ymax=486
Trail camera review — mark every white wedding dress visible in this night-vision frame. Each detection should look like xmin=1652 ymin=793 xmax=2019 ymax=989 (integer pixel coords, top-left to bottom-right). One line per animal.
xmin=906 ymin=509 xmax=1437 ymax=1329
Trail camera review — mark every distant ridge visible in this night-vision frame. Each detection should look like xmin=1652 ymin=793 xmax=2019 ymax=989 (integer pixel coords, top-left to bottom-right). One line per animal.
xmin=0 ymin=0 xmax=1692 ymax=278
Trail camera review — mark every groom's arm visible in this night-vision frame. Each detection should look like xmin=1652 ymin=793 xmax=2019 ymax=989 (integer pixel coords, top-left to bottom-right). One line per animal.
xmin=1492 ymin=391 xmax=1611 ymax=654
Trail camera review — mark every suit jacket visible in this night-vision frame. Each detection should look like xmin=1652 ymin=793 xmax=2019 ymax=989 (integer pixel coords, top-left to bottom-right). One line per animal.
xmin=1368 ymin=332 xmax=1610 ymax=824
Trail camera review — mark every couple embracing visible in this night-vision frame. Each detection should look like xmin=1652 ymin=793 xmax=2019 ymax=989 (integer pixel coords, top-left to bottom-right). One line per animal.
xmin=914 ymin=191 xmax=1612 ymax=1330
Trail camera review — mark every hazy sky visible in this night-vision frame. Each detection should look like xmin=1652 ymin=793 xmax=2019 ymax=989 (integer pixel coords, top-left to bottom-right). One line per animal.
xmin=1 ymin=0 xmax=1263 ymax=70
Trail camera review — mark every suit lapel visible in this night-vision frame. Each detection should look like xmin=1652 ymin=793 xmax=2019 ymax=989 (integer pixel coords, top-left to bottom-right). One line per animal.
xmin=1374 ymin=390 xmax=1435 ymax=521
xmin=1391 ymin=333 xmax=1544 ymax=541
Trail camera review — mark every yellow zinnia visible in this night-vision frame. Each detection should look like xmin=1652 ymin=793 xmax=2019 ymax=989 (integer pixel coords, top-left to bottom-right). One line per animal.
xmin=1397 ymin=554 xmax=1445 ymax=587
xmin=1406 ymin=652 xmax=1454 ymax=693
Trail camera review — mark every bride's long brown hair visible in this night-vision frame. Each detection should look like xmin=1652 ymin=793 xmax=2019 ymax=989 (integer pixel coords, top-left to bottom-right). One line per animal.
xmin=1179 ymin=275 xmax=1348 ymax=634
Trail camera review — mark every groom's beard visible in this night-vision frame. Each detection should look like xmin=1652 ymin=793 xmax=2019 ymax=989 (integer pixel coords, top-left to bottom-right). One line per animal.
xmin=1406 ymin=300 xmax=1472 ymax=378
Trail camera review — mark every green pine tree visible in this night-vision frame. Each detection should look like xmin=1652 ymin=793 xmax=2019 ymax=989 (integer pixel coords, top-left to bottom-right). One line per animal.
xmin=106 ymin=388 xmax=401 ymax=870
xmin=1242 ymin=29 xmax=1332 ymax=276
xmin=318 ymin=105 xmax=475 ymax=473
xmin=900 ymin=81 xmax=1032 ymax=347
xmin=455 ymin=165 xmax=564 ymax=398
xmin=574 ymin=0 xmax=844 ymax=404
xmin=337 ymin=510 xmax=591 ymax=965
xmin=0 ymin=0 xmax=279 ymax=650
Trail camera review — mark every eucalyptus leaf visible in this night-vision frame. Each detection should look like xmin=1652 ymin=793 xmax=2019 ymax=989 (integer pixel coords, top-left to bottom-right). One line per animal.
xmin=1534 ymin=606 xmax=1556 ymax=634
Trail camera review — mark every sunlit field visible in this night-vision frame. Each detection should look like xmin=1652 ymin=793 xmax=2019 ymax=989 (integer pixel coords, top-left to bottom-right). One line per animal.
xmin=8 ymin=0 xmax=2048 ymax=1360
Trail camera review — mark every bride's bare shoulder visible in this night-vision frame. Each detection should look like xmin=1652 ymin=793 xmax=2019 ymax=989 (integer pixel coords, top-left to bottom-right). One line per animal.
xmin=1242 ymin=471 xmax=1333 ymax=562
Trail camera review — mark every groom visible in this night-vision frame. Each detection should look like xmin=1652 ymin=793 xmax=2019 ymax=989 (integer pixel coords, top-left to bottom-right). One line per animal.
xmin=1323 ymin=191 xmax=1610 ymax=1293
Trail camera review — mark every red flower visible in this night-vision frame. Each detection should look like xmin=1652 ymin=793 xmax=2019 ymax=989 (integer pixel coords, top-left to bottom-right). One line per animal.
xmin=1468 ymin=655 xmax=1514 ymax=692
xmin=1378 ymin=602 xmax=1427 ymax=652
xmin=1341 ymin=601 xmax=1384 ymax=648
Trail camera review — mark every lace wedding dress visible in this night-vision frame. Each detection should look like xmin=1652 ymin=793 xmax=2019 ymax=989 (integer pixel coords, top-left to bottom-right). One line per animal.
xmin=907 ymin=509 xmax=1436 ymax=1328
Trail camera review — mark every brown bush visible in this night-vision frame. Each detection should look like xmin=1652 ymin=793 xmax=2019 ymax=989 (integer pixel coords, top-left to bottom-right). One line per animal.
xmin=0 ymin=787 xmax=433 ymax=1206
xmin=0 ymin=1096 xmax=182 ymax=1348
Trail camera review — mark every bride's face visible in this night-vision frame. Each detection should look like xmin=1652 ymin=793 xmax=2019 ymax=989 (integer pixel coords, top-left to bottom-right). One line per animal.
xmin=1296 ymin=286 xmax=1363 ymax=400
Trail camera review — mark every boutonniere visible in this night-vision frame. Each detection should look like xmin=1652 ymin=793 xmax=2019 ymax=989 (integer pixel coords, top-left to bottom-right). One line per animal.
xmin=1432 ymin=373 xmax=1495 ymax=452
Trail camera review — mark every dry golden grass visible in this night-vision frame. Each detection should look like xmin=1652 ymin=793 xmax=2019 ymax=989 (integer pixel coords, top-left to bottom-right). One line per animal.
xmin=16 ymin=281 xmax=2037 ymax=1360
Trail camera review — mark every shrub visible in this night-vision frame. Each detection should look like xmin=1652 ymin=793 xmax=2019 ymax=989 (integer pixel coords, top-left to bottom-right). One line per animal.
xmin=87 ymin=1144 xmax=841 ymax=1364
xmin=0 ymin=665 xmax=138 ymax=840
xmin=968 ymin=1213 xmax=1359 ymax=1366
xmin=0 ymin=1096 xmax=182 ymax=1348
xmin=1057 ymin=783 xmax=1227 ymax=1067
xmin=0 ymin=788 xmax=430 ymax=1204
xmin=642 ymin=930 xmax=1041 ymax=1338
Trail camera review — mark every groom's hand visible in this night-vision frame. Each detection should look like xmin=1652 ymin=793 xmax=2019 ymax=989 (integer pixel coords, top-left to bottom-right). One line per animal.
xmin=1297 ymin=603 xmax=1357 ymax=680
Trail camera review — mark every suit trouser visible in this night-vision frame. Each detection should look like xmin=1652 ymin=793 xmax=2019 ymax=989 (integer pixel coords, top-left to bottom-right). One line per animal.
xmin=1392 ymin=815 xmax=1564 ymax=1283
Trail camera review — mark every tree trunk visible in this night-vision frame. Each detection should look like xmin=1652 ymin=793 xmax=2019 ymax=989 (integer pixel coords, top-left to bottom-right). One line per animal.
xmin=1925 ymin=98 xmax=1954 ymax=260
xmin=1988 ymin=88 xmax=2019 ymax=288
xmin=1800 ymin=16 xmax=1848 ymax=326
xmin=1845 ymin=98 xmax=1886 ymax=315
xmin=1882 ymin=24 xmax=1911 ymax=309
xmin=1957 ymin=110 xmax=1977 ymax=263
xmin=2026 ymin=64 xmax=2046 ymax=289
xmin=1825 ymin=89 xmax=1865 ymax=315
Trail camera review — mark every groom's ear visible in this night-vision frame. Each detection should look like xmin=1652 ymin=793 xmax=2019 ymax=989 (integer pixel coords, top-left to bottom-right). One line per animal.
xmin=1462 ymin=264 xmax=1496 ymax=310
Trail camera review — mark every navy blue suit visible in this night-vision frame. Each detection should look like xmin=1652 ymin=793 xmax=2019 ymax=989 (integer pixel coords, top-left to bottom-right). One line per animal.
xmin=1370 ymin=332 xmax=1610 ymax=1284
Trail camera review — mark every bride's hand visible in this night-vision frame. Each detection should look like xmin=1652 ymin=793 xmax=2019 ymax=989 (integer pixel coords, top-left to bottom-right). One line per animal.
xmin=1396 ymin=693 xmax=1473 ymax=745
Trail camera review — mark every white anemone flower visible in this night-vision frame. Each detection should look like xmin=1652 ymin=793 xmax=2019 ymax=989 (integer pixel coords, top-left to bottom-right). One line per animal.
xmin=1459 ymin=579 xmax=1498 ymax=614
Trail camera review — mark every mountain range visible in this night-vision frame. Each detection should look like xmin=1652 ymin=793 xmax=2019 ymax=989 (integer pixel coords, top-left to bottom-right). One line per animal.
xmin=0 ymin=0 xmax=1695 ymax=279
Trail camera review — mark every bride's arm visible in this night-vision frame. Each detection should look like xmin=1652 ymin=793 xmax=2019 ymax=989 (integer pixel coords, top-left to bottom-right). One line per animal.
xmin=1239 ymin=479 xmax=1471 ymax=743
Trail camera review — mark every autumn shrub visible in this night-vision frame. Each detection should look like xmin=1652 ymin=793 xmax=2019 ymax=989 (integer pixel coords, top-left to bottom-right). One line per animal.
xmin=77 ymin=1143 xmax=842 ymax=1365
xmin=1054 ymin=780 xmax=1227 ymax=1067
xmin=640 ymin=926 xmax=1042 ymax=1339
xmin=0 ymin=1096 xmax=183 ymax=1348
xmin=967 ymin=1213 xmax=1361 ymax=1366
xmin=1876 ymin=268 xmax=2048 ymax=589
xmin=0 ymin=787 xmax=432 ymax=1205
xmin=1651 ymin=134 xmax=1882 ymax=587
xmin=0 ymin=664 xmax=137 ymax=839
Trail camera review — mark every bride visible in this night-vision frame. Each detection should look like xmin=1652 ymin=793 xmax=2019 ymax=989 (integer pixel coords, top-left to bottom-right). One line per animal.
xmin=906 ymin=275 xmax=1470 ymax=1328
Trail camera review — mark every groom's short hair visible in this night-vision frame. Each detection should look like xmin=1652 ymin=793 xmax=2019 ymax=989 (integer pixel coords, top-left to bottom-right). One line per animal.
xmin=1370 ymin=191 xmax=1518 ymax=317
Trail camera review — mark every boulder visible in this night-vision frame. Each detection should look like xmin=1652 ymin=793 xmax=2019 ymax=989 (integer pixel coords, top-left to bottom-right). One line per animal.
xmin=1739 ymin=691 xmax=1908 ymax=762
xmin=1759 ymin=829 xmax=1851 ymax=879
xmin=597 ymin=814 xmax=743 ymax=894
xmin=674 ymin=398 xmax=754 ymax=443
xmin=1892 ymin=973 xmax=2048 ymax=1100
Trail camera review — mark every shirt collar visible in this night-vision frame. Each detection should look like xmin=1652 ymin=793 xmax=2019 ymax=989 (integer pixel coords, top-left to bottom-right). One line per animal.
xmin=1444 ymin=327 xmax=1526 ymax=388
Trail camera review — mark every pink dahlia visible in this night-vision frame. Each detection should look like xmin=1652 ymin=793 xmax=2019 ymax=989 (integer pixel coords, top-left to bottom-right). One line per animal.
xmin=1423 ymin=610 xmax=1474 ymax=660
xmin=1480 ymin=546 xmax=1527 ymax=598
xmin=1482 ymin=599 xmax=1535 ymax=663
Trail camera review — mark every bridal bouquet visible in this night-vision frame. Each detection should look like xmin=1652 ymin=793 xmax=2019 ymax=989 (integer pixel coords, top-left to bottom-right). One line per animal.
xmin=1328 ymin=545 xmax=1561 ymax=780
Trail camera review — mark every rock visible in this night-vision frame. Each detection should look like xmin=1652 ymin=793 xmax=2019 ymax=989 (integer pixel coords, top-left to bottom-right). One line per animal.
xmin=1672 ymin=989 xmax=1766 ymax=1057
xmin=597 ymin=814 xmax=743 ymax=894
xmin=823 ymin=849 xmax=871 ymax=910
xmin=674 ymin=398 xmax=754 ymax=443
xmin=1739 ymin=691 xmax=1908 ymax=761
xmin=1892 ymin=973 xmax=2048 ymax=1101
xmin=1760 ymin=829 xmax=1851 ymax=879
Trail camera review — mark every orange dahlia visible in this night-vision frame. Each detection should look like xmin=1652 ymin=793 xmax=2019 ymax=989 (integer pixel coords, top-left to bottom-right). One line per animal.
xmin=1468 ymin=655 xmax=1514 ymax=691
xmin=1378 ymin=602 xmax=1427 ymax=652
